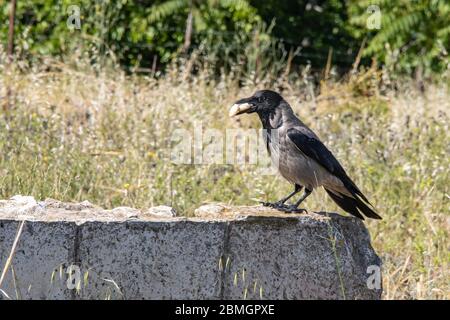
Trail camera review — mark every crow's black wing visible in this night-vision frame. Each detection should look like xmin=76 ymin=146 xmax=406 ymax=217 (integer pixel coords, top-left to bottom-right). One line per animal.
xmin=286 ymin=127 xmax=369 ymax=204
xmin=287 ymin=127 xmax=381 ymax=219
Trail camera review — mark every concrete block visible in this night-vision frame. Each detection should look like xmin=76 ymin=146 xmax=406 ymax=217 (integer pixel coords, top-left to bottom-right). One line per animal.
xmin=0 ymin=197 xmax=382 ymax=300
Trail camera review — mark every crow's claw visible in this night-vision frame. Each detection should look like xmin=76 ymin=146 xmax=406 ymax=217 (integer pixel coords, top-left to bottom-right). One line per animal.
xmin=278 ymin=206 xmax=308 ymax=214
xmin=260 ymin=201 xmax=287 ymax=209
xmin=260 ymin=201 xmax=277 ymax=208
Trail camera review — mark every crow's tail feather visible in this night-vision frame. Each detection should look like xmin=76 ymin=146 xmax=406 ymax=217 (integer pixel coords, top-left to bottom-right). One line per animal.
xmin=325 ymin=188 xmax=382 ymax=220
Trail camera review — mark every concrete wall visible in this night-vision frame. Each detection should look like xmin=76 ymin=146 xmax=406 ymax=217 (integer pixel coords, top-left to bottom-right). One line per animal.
xmin=0 ymin=196 xmax=382 ymax=300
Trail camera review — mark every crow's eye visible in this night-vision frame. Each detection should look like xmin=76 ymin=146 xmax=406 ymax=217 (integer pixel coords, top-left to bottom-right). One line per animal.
xmin=258 ymin=96 xmax=266 ymax=103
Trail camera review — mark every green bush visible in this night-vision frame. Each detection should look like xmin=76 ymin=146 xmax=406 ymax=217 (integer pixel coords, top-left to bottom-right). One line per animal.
xmin=348 ymin=0 xmax=450 ymax=75
xmin=1 ymin=0 xmax=448 ymax=75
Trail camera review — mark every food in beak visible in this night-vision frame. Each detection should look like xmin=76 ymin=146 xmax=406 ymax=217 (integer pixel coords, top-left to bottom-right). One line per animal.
xmin=229 ymin=102 xmax=252 ymax=117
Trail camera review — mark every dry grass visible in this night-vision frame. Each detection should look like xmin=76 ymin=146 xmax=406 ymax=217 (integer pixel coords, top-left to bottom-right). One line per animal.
xmin=0 ymin=52 xmax=449 ymax=299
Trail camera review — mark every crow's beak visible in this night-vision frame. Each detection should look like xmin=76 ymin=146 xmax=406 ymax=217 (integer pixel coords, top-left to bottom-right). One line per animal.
xmin=229 ymin=98 xmax=256 ymax=117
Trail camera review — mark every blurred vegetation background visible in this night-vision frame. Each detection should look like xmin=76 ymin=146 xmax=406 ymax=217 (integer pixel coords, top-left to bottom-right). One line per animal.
xmin=1 ymin=0 xmax=449 ymax=76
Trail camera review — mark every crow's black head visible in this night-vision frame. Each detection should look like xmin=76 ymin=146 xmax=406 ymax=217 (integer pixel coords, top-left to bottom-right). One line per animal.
xmin=229 ymin=90 xmax=283 ymax=117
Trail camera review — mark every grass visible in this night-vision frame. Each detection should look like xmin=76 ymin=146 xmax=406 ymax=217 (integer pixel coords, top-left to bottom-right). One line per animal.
xmin=0 ymin=220 xmax=26 ymax=299
xmin=0 ymin=52 xmax=449 ymax=299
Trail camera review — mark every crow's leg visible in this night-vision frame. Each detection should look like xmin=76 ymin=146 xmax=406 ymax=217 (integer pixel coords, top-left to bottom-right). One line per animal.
xmin=261 ymin=184 xmax=303 ymax=209
xmin=280 ymin=188 xmax=312 ymax=213
xmin=277 ymin=184 xmax=303 ymax=205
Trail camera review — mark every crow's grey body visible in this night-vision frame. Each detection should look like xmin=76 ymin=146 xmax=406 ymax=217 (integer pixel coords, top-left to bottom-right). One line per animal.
xmin=263 ymin=102 xmax=345 ymax=192
xmin=230 ymin=90 xmax=381 ymax=220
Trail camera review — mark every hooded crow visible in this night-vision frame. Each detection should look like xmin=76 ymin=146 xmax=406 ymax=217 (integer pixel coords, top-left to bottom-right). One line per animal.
xmin=229 ymin=90 xmax=381 ymax=220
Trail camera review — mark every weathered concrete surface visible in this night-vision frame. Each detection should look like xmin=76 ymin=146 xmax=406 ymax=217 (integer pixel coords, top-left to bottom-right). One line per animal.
xmin=0 ymin=196 xmax=382 ymax=300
